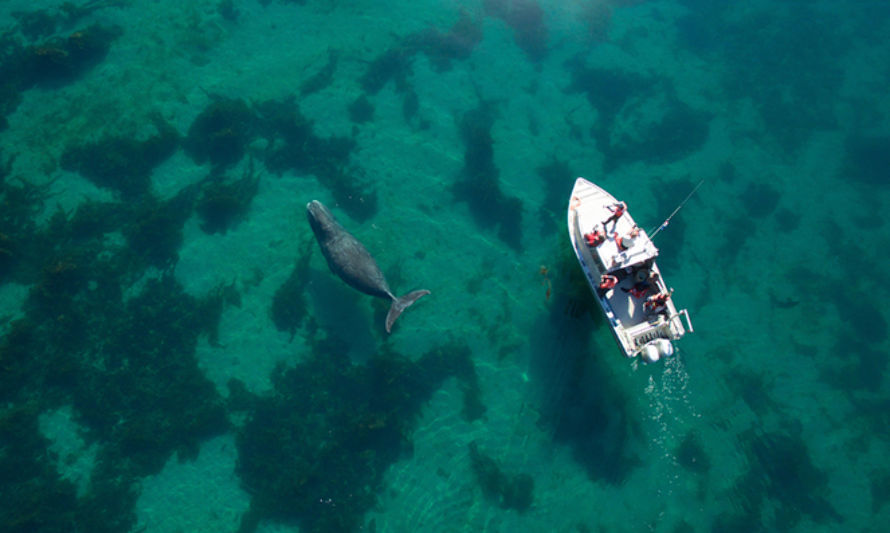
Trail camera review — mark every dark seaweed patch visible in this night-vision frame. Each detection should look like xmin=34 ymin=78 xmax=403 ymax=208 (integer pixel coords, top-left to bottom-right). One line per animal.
xmin=19 ymin=25 xmax=120 ymax=87
xmin=407 ymin=10 xmax=484 ymax=72
xmin=452 ymin=102 xmax=524 ymax=251
xmin=347 ymin=94 xmax=374 ymax=124
xmin=196 ymin=161 xmax=260 ymax=234
xmin=257 ymin=96 xmax=377 ymax=221
xmin=565 ymin=62 xmax=650 ymax=126
xmin=742 ymin=429 xmax=841 ymax=526
xmin=360 ymin=47 xmax=413 ymax=95
xmin=121 ymin=187 xmax=197 ymax=268
xmin=676 ymin=430 xmax=710 ymax=474
xmin=821 ymin=339 xmax=888 ymax=393
xmin=719 ymin=6 xmax=843 ymax=152
xmin=185 ymin=98 xmax=256 ymax=170
xmin=60 ymin=116 xmax=180 ymax=197
xmin=0 ymin=153 xmax=51 ymax=282
xmin=603 ymin=98 xmax=710 ymax=171
xmin=869 ymin=469 xmax=890 ymax=513
xmin=741 ymin=182 xmax=781 ymax=218
xmin=73 ymin=275 xmax=229 ymax=476
xmin=300 ymin=49 xmax=338 ymax=96
xmin=774 ymin=207 xmax=800 ymax=232
xmin=842 ymin=134 xmax=890 ymax=186
xmin=12 ymin=10 xmax=57 ymax=41
xmin=468 ymin=441 xmax=535 ymax=512
xmin=0 ymin=404 xmax=80 ymax=533
xmin=234 ymin=341 xmax=480 ymax=533
xmin=271 ymin=239 xmax=314 ymax=340
xmin=484 ymin=0 xmax=549 ymax=63
xmin=725 ymin=369 xmax=779 ymax=417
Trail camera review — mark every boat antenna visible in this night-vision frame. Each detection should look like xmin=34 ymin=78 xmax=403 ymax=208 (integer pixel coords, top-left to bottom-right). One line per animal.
xmin=649 ymin=178 xmax=705 ymax=239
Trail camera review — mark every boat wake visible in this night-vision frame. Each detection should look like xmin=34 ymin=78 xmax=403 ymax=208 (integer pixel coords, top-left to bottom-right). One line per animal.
xmin=643 ymin=354 xmax=702 ymax=498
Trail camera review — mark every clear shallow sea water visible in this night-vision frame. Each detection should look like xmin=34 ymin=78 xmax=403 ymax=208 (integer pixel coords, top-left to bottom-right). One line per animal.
xmin=0 ymin=1 xmax=888 ymax=532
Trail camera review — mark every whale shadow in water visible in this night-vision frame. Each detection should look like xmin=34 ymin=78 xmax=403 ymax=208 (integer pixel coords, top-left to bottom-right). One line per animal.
xmin=306 ymin=268 xmax=378 ymax=363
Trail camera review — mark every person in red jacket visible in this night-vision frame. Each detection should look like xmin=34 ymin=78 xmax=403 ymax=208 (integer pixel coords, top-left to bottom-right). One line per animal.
xmin=644 ymin=288 xmax=673 ymax=313
xmin=584 ymin=225 xmax=606 ymax=246
xmin=599 ymin=273 xmax=618 ymax=292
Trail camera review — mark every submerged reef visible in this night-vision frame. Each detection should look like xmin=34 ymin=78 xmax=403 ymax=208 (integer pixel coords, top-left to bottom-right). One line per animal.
xmin=0 ymin=24 xmax=120 ymax=129
xmin=675 ymin=430 xmax=710 ymax=474
xmin=61 ymin=116 xmax=180 ymax=197
xmin=196 ymin=160 xmax=260 ymax=234
xmin=451 ymin=102 xmax=524 ymax=251
xmin=122 ymin=186 xmax=199 ymax=268
xmin=842 ymin=134 xmax=890 ymax=186
xmin=74 ymin=275 xmax=229 ymax=475
xmin=0 ymin=152 xmax=53 ymax=283
xmin=257 ymin=96 xmax=376 ymax=221
xmin=406 ymin=10 xmax=483 ymax=72
xmin=0 ymin=159 xmax=229 ymax=530
xmin=706 ymin=4 xmax=842 ymax=152
xmin=21 ymin=25 xmax=121 ymax=87
xmin=565 ymin=61 xmax=710 ymax=171
xmin=0 ymin=404 xmax=81 ymax=533
xmin=235 ymin=341 xmax=482 ymax=533
xmin=185 ymin=97 xmax=255 ymax=170
xmin=356 ymin=13 xmax=483 ymax=129
xmin=360 ymin=47 xmax=413 ymax=96
xmin=468 ymin=440 xmax=535 ymax=512
xmin=720 ymin=427 xmax=842 ymax=531
xmin=300 ymin=49 xmax=339 ymax=96
xmin=715 ymin=428 xmax=841 ymax=530
xmin=271 ymin=238 xmax=315 ymax=340
xmin=483 ymin=0 xmax=549 ymax=63
xmin=347 ymin=94 xmax=374 ymax=124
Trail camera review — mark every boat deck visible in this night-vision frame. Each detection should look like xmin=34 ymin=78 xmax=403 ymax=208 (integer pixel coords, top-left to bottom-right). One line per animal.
xmin=568 ymin=177 xmax=688 ymax=358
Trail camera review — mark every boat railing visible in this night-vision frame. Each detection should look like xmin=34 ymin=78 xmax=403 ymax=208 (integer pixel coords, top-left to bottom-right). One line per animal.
xmin=679 ymin=309 xmax=694 ymax=333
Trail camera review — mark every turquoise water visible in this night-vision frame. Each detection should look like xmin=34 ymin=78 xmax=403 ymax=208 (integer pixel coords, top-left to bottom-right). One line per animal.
xmin=0 ymin=0 xmax=888 ymax=531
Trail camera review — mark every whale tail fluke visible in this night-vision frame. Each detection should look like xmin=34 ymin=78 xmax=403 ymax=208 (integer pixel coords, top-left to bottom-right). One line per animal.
xmin=385 ymin=289 xmax=431 ymax=333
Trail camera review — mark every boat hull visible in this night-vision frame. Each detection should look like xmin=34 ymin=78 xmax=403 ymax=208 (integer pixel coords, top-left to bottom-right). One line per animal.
xmin=567 ymin=178 xmax=691 ymax=361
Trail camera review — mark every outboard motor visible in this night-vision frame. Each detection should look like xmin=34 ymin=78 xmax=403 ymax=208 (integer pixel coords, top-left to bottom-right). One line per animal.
xmin=655 ymin=338 xmax=674 ymax=358
xmin=641 ymin=343 xmax=660 ymax=364
xmin=640 ymin=339 xmax=675 ymax=364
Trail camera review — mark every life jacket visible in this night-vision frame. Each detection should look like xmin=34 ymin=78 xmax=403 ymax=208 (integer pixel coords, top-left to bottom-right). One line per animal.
xmin=599 ymin=275 xmax=617 ymax=290
xmin=630 ymin=286 xmax=648 ymax=298
xmin=645 ymin=293 xmax=668 ymax=310
xmin=584 ymin=231 xmax=605 ymax=246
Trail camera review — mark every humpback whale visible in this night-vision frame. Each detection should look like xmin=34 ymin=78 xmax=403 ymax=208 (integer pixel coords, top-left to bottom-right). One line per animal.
xmin=307 ymin=200 xmax=429 ymax=333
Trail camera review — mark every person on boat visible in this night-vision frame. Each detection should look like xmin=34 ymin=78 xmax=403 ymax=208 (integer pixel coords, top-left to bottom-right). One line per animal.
xmin=622 ymin=270 xmax=658 ymax=298
xmin=599 ymin=273 xmax=618 ymax=292
xmin=602 ymin=201 xmax=626 ymax=231
xmin=584 ymin=225 xmax=606 ymax=247
xmin=615 ymin=225 xmax=641 ymax=251
xmin=644 ymin=288 xmax=673 ymax=313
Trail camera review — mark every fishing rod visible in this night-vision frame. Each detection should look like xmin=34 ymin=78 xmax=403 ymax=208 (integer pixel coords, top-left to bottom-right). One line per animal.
xmin=648 ymin=178 xmax=705 ymax=239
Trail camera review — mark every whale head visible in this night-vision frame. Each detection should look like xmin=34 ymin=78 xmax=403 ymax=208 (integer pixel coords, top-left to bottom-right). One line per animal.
xmin=307 ymin=200 xmax=339 ymax=241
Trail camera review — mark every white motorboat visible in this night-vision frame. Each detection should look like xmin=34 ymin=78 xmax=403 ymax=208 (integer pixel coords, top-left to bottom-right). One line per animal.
xmin=567 ymin=177 xmax=693 ymax=363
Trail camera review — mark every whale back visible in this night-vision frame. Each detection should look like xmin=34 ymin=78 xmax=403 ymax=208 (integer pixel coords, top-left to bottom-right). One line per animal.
xmin=307 ymin=200 xmax=393 ymax=300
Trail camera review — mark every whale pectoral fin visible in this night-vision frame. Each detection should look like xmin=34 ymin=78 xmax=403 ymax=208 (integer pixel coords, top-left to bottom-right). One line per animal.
xmin=385 ymin=289 xmax=431 ymax=333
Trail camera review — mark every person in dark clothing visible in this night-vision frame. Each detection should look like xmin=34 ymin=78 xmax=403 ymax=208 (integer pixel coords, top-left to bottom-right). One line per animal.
xmin=601 ymin=201 xmax=626 ymax=231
